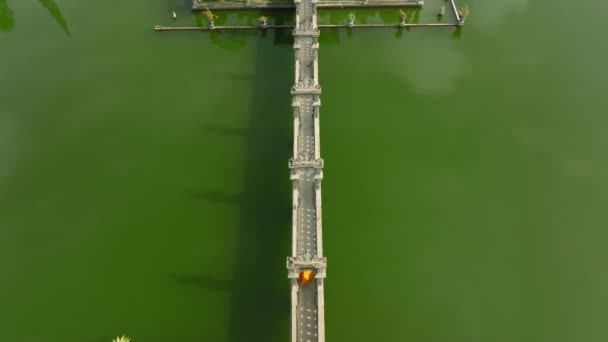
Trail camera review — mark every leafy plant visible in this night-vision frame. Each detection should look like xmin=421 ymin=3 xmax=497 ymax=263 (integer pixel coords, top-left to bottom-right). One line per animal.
xmin=398 ymin=9 xmax=407 ymax=20
xmin=438 ymin=4 xmax=446 ymax=16
xmin=204 ymin=8 xmax=218 ymax=22
xmin=112 ymin=336 xmax=131 ymax=342
xmin=0 ymin=0 xmax=15 ymax=32
xmin=459 ymin=4 xmax=470 ymax=18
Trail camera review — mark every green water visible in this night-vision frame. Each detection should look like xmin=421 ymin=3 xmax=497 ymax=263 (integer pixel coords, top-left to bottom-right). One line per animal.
xmin=2 ymin=0 xmax=608 ymax=341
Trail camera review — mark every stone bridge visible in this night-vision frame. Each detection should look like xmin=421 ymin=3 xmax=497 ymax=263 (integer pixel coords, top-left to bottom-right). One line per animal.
xmin=286 ymin=0 xmax=326 ymax=341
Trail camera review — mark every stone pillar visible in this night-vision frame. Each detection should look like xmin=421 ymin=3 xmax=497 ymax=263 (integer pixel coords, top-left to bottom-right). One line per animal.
xmin=317 ymin=279 xmax=326 ymax=342
xmin=291 ymin=279 xmax=299 ymax=342
xmin=314 ymin=180 xmax=323 ymax=256
xmin=313 ymin=104 xmax=320 ymax=159
xmin=295 ymin=14 xmax=300 ymax=30
xmin=293 ymin=104 xmax=300 ymax=156
xmin=312 ymin=14 xmax=317 ymax=30
xmin=295 ymin=60 xmax=300 ymax=85
xmin=292 ymin=184 xmax=299 ymax=256
xmin=313 ymin=59 xmax=319 ymax=86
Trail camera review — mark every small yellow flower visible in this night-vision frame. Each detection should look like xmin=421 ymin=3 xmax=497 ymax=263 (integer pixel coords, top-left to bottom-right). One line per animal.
xmin=112 ymin=336 xmax=131 ymax=342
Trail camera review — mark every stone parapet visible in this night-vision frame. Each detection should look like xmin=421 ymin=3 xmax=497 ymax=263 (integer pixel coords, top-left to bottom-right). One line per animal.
xmin=293 ymin=30 xmax=320 ymax=37
xmin=287 ymin=256 xmax=328 ymax=279
xmin=289 ymin=158 xmax=324 ymax=169
xmin=291 ymin=86 xmax=322 ymax=95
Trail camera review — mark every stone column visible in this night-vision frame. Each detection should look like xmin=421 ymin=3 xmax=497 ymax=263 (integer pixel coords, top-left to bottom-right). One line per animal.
xmin=291 ymin=279 xmax=299 ymax=342
xmin=317 ymin=279 xmax=326 ymax=342
xmin=313 ymin=59 xmax=319 ymax=86
xmin=292 ymin=184 xmax=299 ymax=256
xmin=314 ymin=180 xmax=323 ymax=256
xmin=313 ymin=104 xmax=320 ymax=159
xmin=295 ymin=60 xmax=300 ymax=85
xmin=293 ymin=104 xmax=300 ymax=156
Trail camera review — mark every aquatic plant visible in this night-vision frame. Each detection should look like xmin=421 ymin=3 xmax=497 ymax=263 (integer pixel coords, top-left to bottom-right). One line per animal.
xmin=347 ymin=11 xmax=355 ymax=21
xmin=438 ymin=4 xmax=446 ymax=16
xmin=459 ymin=4 xmax=470 ymax=18
xmin=204 ymin=8 xmax=218 ymax=22
xmin=259 ymin=16 xmax=268 ymax=26
xmin=112 ymin=336 xmax=131 ymax=342
xmin=398 ymin=9 xmax=407 ymax=20
xmin=0 ymin=0 xmax=15 ymax=32
xmin=451 ymin=26 xmax=462 ymax=40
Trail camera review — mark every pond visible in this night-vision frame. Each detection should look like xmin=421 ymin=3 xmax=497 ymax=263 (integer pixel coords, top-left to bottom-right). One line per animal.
xmin=1 ymin=0 xmax=607 ymax=341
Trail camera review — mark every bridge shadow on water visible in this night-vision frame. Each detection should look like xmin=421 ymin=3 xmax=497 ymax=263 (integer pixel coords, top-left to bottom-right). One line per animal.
xmin=173 ymin=29 xmax=294 ymax=342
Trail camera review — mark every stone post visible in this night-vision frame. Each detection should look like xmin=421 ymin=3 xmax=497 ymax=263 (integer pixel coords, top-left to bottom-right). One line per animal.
xmin=314 ymin=179 xmax=323 ymax=256
xmin=313 ymin=106 xmax=320 ymax=159
xmin=295 ymin=60 xmax=300 ymax=85
xmin=313 ymin=59 xmax=319 ymax=86
xmin=292 ymin=185 xmax=299 ymax=255
xmin=317 ymin=279 xmax=326 ymax=342
xmin=290 ymin=279 xmax=299 ymax=342
xmin=292 ymin=102 xmax=300 ymax=154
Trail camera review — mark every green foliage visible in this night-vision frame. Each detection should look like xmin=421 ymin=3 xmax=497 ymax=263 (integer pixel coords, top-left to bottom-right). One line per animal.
xmin=0 ymin=0 xmax=15 ymax=32
xmin=459 ymin=4 xmax=470 ymax=18
xmin=438 ymin=4 xmax=446 ymax=16
xmin=112 ymin=336 xmax=131 ymax=342
xmin=398 ymin=9 xmax=407 ymax=20
xmin=204 ymin=8 xmax=218 ymax=22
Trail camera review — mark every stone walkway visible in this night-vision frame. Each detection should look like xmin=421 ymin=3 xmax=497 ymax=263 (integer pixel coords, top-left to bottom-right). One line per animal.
xmin=287 ymin=0 xmax=326 ymax=341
